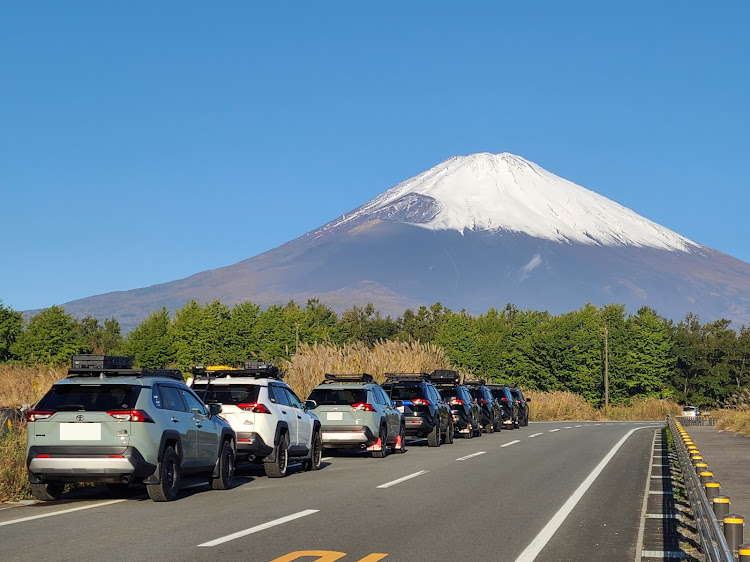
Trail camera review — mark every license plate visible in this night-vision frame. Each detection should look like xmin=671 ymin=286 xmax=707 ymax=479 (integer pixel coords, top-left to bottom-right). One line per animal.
xmin=327 ymin=412 xmax=343 ymax=421
xmin=60 ymin=423 xmax=101 ymax=441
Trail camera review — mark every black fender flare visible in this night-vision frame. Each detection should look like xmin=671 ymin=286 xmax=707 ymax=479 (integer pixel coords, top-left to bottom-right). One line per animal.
xmin=212 ymin=429 xmax=236 ymax=477
xmin=143 ymin=430 xmax=182 ymax=484
xmin=264 ymin=421 xmax=289 ymax=464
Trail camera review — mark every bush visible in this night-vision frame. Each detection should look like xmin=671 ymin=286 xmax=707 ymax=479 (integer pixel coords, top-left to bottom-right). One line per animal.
xmin=0 ymin=426 xmax=29 ymax=502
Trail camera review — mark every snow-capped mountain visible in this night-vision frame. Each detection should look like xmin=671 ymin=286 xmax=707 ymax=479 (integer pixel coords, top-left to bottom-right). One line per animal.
xmin=315 ymin=153 xmax=697 ymax=252
xmin=58 ymin=152 xmax=750 ymax=331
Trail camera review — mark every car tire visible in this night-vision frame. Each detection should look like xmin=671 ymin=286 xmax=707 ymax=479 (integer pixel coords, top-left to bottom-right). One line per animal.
xmin=443 ymin=421 xmax=455 ymax=444
xmin=485 ymin=420 xmax=494 ymax=434
xmin=506 ymin=420 xmax=515 ymax=430
xmin=30 ymin=482 xmax=64 ymax=501
xmin=265 ymin=434 xmax=289 ymax=478
xmin=427 ymin=418 xmax=442 ymax=447
xmin=463 ymin=424 xmax=473 ymax=439
xmin=147 ymin=445 xmax=180 ymax=502
xmin=210 ymin=440 xmax=235 ymax=490
xmin=302 ymin=429 xmax=323 ymax=470
xmin=372 ymin=425 xmax=389 ymax=458
xmin=493 ymin=419 xmax=502 ymax=432
xmin=514 ymin=418 xmax=520 ymax=429
xmin=393 ymin=424 xmax=407 ymax=454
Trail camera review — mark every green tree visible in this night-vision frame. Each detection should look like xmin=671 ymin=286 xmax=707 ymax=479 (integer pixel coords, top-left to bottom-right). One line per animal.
xmin=624 ymin=307 xmax=674 ymax=399
xmin=124 ymin=307 xmax=174 ymax=368
xmin=435 ymin=311 xmax=480 ymax=372
xmin=226 ymin=301 xmax=262 ymax=364
xmin=0 ymin=300 xmax=23 ymax=362
xmin=11 ymin=306 xmax=83 ymax=364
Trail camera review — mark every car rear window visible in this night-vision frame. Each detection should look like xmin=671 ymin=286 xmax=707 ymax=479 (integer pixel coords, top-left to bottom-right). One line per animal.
xmin=387 ymin=384 xmax=425 ymax=401
xmin=37 ymin=384 xmax=141 ymax=411
xmin=438 ymin=387 xmax=456 ymax=401
xmin=308 ymin=388 xmax=368 ymax=406
xmin=192 ymin=384 xmax=261 ymax=405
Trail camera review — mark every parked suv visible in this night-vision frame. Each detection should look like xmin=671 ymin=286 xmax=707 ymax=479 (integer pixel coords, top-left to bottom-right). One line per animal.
xmin=189 ymin=362 xmax=322 ymax=478
xmin=487 ymin=384 xmax=520 ymax=429
xmin=382 ymin=373 xmax=453 ymax=447
xmin=510 ymin=388 xmax=530 ymax=427
xmin=306 ymin=374 xmax=405 ymax=457
xmin=430 ymin=370 xmax=482 ymax=439
xmin=466 ymin=381 xmax=502 ymax=433
xmin=26 ymin=355 xmax=236 ymax=502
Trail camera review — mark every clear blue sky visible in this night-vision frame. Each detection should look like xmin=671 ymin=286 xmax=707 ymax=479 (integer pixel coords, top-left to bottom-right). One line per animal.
xmin=2 ymin=2 xmax=748 ymax=312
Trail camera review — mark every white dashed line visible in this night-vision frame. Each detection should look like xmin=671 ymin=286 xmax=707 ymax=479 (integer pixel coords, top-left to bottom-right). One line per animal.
xmin=377 ymin=470 xmax=429 ymax=489
xmin=563 ymin=426 xmax=573 ymax=429
xmin=549 ymin=429 xmax=560 ymax=433
xmin=529 ymin=433 xmax=543 ymax=438
xmin=198 ymin=509 xmax=319 ymax=546
xmin=456 ymin=452 xmax=486 ymax=461
xmin=575 ymin=425 xmax=582 ymax=428
xmin=501 ymin=440 xmax=521 ymax=448
xmin=0 ymin=500 xmax=128 ymax=527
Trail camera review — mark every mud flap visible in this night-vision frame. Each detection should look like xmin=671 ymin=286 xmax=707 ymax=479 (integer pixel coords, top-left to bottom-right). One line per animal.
xmin=366 ymin=438 xmax=384 ymax=451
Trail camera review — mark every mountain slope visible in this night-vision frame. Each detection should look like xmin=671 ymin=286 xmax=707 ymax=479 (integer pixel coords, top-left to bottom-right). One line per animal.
xmin=59 ymin=153 xmax=750 ymax=331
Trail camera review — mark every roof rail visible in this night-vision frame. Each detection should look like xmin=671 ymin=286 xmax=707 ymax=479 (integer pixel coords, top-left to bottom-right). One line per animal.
xmin=384 ymin=372 xmax=430 ymax=382
xmin=322 ymin=373 xmax=374 ymax=384
xmin=428 ymin=369 xmax=460 ymax=384
xmin=190 ymin=361 xmax=283 ymax=380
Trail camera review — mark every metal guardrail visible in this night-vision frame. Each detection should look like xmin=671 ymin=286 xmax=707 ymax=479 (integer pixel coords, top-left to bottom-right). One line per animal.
xmin=668 ymin=415 xmax=734 ymax=561
xmin=677 ymin=415 xmax=717 ymax=427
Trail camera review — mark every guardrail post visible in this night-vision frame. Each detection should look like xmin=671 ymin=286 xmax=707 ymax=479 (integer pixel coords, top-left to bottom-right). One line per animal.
xmin=706 ymin=481 xmax=721 ymax=501
xmin=713 ymin=495 xmax=731 ymax=520
xmin=724 ymin=514 xmax=744 ymax=555
xmin=700 ymin=470 xmax=715 ymax=486
xmin=739 ymin=543 xmax=750 ymax=561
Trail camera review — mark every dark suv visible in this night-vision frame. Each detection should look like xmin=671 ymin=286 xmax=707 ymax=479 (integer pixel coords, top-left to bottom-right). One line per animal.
xmin=430 ymin=370 xmax=482 ymax=439
xmin=382 ymin=373 xmax=453 ymax=447
xmin=466 ymin=381 xmax=502 ymax=434
xmin=510 ymin=388 xmax=530 ymax=427
xmin=26 ymin=355 xmax=236 ymax=502
xmin=487 ymin=384 xmax=520 ymax=429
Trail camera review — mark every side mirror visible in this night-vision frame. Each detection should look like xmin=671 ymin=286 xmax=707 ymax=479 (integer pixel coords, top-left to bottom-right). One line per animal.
xmin=304 ymin=400 xmax=318 ymax=410
xmin=526 ymin=398 xmax=532 ymax=402
xmin=208 ymin=402 xmax=222 ymax=416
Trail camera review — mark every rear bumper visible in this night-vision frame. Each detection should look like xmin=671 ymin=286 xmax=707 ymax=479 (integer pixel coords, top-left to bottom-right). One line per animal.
xmin=451 ymin=411 xmax=472 ymax=431
xmin=27 ymin=446 xmax=155 ymax=483
xmin=403 ymin=415 xmax=434 ymax=436
xmin=321 ymin=425 xmax=376 ymax=447
xmin=235 ymin=432 xmax=273 ymax=459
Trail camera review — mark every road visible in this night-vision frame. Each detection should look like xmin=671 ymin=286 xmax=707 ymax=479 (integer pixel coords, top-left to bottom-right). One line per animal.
xmin=0 ymin=421 xmax=663 ymax=561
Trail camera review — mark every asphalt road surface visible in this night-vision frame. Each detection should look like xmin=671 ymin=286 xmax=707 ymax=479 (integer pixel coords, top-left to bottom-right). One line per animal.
xmin=0 ymin=421 xmax=663 ymax=562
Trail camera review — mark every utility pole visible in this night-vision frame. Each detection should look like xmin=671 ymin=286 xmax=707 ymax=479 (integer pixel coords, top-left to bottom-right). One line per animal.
xmin=604 ymin=322 xmax=609 ymax=408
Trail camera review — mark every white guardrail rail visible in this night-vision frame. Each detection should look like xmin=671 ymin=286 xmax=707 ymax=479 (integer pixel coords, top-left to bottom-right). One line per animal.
xmin=669 ymin=415 xmax=735 ymax=561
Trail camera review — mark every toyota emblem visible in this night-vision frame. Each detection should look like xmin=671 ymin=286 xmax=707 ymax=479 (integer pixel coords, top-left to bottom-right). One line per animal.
xmin=76 ymin=414 xmax=84 ymax=421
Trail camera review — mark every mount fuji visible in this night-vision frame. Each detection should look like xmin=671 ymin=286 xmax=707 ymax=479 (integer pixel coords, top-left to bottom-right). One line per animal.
xmin=61 ymin=152 xmax=750 ymax=330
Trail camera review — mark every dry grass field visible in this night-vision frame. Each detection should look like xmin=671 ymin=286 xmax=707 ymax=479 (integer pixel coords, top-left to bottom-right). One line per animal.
xmin=714 ymin=409 xmax=750 ymax=437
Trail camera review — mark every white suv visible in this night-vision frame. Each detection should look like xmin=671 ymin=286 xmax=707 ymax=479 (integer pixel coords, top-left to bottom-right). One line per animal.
xmin=188 ymin=362 xmax=322 ymax=477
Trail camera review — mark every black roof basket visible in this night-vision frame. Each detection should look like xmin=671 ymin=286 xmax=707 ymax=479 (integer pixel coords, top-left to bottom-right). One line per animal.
xmin=67 ymin=355 xmax=183 ymax=381
xmin=428 ymin=369 xmax=460 ymax=384
xmin=190 ymin=361 xmax=283 ymax=380
xmin=384 ymin=372 xmax=430 ymax=382
xmin=322 ymin=373 xmax=374 ymax=384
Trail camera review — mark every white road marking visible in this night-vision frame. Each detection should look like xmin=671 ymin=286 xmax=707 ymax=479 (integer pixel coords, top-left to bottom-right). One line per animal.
xmin=0 ymin=499 xmax=127 ymax=527
xmin=321 ymin=457 xmax=333 ymax=461
xmin=549 ymin=429 xmax=560 ymax=433
xmin=501 ymin=440 xmax=520 ymax=448
xmin=594 ymin=423 xmax=601 ymax=426
xmin=456 ymin=452 xmax=486 ymax=461
xmin=575 ymin=425 xmax=582 ymax=428
xmin=529 ymin=433 xmax=543 ymax=438
xmin=514 ymin=426 xmax=650 ymax=562
xmin=563 ymin=426 xmax=573 ymax=429
xmin=198 ymin=509 xmax=319 ymax=547
xmin=376 ymin=470 xmax=429 ymax=488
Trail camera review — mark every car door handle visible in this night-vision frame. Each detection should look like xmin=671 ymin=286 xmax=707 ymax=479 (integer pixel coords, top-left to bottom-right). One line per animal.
xmin=170 ymin=417 xmax=179 ymax=423
xmin=195 ymin=423 xmax=202 ymax=428
xmin=282 ymin=410 xmax=288 ymax=415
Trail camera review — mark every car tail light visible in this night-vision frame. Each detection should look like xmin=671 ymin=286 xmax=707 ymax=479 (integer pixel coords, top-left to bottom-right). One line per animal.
xmin=107 ymin=409 xmax=154 ymax=423
xmin=481 ymin=398 xmax=488 ymax=405
xmin=238 ymin=403 xmax=270 ymax=414
xmin=501 ymin=397 xmax=509 ymax=403
xmin=450 ymin=399 xmax=465 ymax=406
xmin=351 ymin=403 xmax=375 ymax=411
xmin=411 ymin=398 xmax=429 ymax=406
xmin=36 ymin=454 xmax=51 ymax=458
xmin=26 ymin=410 xmax=55 ymax=422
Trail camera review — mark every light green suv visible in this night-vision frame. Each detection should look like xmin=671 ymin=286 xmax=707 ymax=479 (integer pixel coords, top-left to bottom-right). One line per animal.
xmin=306 ymin=374 xmax=405 ymax=457
xmin=26 ymin=355 xmax=236 ymax=502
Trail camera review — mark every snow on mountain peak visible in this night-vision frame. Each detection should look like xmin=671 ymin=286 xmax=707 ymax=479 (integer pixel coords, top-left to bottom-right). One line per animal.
xmin=323 ymin=152 xmax=698 ymax=252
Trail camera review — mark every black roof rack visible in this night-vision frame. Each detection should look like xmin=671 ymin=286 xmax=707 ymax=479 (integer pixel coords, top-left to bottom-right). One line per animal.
xmin=322 ymin=373 xmax=374 ymax=384
xmin=190 ymin=361 xmax=283 ymax=380
xmin=66 ymin=355 xmax=183 ymax=381
xmin=428 ymin=369 xmax=460 ymax=385
xmin=384 ymin=372 xmax=430 ymax=382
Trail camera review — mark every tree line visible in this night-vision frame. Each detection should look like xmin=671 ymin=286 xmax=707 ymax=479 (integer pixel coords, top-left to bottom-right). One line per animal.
xmin=2 ymin=297 xmax=748 ymax=408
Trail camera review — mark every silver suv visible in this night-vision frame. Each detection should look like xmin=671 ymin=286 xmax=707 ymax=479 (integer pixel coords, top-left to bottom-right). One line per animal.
xmin=189 ymin=362 xmax=322 ymax=478
xmin=26 ymin=355 xmax=236 ymax=502
xmin=306 ymin=374 xmax=405 ymax=457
